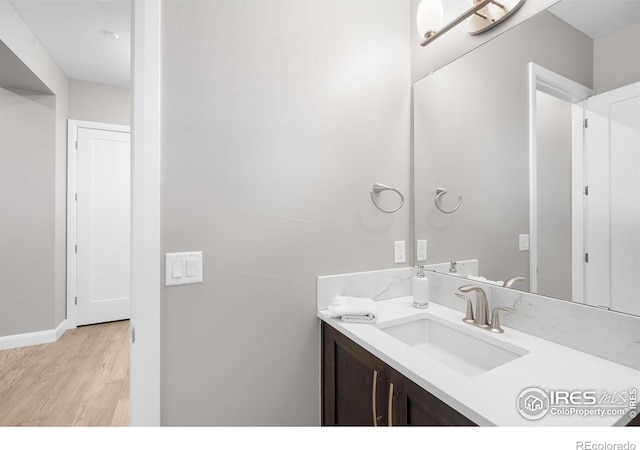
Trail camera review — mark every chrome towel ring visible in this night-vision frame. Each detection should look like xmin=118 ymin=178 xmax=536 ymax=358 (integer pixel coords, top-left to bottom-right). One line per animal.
xmin=435 ymin=187 xmax=462 ymax=214
xmin=370 ymin=183 xmax=404 ymax=214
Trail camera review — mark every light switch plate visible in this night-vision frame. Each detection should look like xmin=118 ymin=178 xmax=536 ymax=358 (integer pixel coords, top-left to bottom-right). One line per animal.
xmin=519 ymin=234 xmax=530 ymax=251
xmin=166 ymin=251 xmax=203 ymax=286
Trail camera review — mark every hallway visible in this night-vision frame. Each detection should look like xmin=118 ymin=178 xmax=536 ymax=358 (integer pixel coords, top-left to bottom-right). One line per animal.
xmin=0 ymin=320 xmax=129 ymax=426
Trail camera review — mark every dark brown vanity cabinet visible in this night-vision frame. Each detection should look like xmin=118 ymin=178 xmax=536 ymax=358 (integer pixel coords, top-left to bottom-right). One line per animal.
xmin=322 ymin=322 xmax=476 ymax=426
xmin=388 ymin=369 xmax=476 ymax=426
xmin=321 ymin=321 xmax=388 ymax=425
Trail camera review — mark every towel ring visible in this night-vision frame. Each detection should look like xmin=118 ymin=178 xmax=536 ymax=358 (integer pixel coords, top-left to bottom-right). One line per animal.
xmin=370 ymin=183 xmax=404 ymax=214
xmin=435 ymin=187 xmax=462 ymax=214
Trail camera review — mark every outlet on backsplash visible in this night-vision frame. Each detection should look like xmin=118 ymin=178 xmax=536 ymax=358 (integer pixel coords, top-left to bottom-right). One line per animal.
xmin=416 ymin=239 xmax=427 ymax=262
xmin=394 ymin=240 xmax=406 ymax=264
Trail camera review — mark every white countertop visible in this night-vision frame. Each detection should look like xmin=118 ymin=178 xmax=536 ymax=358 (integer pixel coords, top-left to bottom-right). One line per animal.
xmin=318 ymin=296 xmax=640 ymax=426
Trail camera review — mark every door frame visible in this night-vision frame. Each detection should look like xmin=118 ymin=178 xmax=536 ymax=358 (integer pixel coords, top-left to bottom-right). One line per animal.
xmin=528 ymin=63 xmax=593 ymax=300
xmin=66 ymin=120 xmax=131 ymax=330
xmin=130 ymin=0 xmax=162 ymax=426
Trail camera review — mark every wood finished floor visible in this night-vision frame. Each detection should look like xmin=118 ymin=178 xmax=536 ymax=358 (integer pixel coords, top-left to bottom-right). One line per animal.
xmin=0 ymin=320 xmax=130 ymax=426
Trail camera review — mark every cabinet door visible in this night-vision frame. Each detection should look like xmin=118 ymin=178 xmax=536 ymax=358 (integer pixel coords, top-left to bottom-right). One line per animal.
xmin=322 ymin=323 xmax=388 ymax=426
xmin=389 ymin=368 xmax=476 ymax=426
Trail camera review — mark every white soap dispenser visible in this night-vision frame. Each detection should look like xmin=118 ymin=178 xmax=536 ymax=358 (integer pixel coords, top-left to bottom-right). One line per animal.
xmin=412 ymin=265 xmax=429 ymax=309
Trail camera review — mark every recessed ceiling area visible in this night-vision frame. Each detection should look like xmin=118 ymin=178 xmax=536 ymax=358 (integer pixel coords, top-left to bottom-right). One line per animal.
xmin=549 ymin=0 xmax=640 ymax=39
xmin=0 ymin=38 xmax=52 ymax=93
xmin=8 ymin=0 xmax=131 ymax=88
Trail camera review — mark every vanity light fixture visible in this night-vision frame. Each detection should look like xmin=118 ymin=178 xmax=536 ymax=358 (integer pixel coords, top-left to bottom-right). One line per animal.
xmin=417 ymin=0 xmax=445 ymax=41
xmin=417 ymin=0 xmax=526 ymax=47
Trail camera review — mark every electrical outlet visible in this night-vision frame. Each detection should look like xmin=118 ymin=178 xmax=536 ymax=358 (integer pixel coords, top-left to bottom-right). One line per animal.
xmin=416 ymin=240 xmax=427 ymax=262
xmin=394 ymin=240 xmax=406 ymax=264
xmin=519 ymin=234 xmax=530 ymax=251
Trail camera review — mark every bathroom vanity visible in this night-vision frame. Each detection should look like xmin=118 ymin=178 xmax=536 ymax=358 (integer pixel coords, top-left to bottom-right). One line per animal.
xmin=317 ymin=0 xmax=640 ymax=429
xmin=319 ymin=293 xmax=640 ymax=427
xmin=322 ymin=320 xmax=475 ymax=426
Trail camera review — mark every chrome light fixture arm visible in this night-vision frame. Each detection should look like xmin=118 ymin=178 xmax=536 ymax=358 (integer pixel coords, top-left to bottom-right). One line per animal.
xmin=420 ymin=0 xmax=527 ymax=47
xmin=421 ymin=0 xmax=493 ymax=46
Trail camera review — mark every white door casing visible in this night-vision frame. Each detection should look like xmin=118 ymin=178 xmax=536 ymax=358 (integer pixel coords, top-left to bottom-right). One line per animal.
xmin=130 ymin=0 xmax=162 ymax=426
xmin=67 ymin=120 xmax=131 ymax=328
xmin=528 ymin=63 xmax=593 ymax=300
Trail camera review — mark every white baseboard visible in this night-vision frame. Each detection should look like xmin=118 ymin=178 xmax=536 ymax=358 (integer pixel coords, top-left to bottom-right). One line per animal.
xmin=0 ymin=319 xmax=68 ymax=351
xmin=55 ymin=319 xmax=68 ymax=338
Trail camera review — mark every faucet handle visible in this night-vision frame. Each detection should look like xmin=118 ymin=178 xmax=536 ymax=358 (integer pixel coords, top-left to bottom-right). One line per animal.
xmin=489 ymin=306 xmax=515 ymax=334
xmin=454 ymin=293 xmax=475 ymax=324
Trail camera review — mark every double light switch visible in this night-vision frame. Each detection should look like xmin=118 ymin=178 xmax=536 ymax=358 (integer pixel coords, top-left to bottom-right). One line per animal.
xmin=166 ymin=251 xmax=203 ymax=286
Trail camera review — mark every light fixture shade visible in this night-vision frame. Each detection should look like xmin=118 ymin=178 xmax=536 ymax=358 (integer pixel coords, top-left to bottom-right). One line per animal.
xmin=417 ymin=0 xmax=445 ymax=39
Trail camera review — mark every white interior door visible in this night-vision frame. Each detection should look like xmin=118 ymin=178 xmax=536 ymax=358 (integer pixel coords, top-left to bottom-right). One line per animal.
xmin=585 ymin=81 xmax=640 ymax=315
xmin=76 ymin=127 xmax=131 ymax=326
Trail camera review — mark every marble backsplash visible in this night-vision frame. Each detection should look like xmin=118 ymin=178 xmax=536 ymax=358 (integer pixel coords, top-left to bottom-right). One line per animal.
xmin=317 ymin=267 xmax=412 ymax=311
xmin=317 ymin=267 xmax=640 ymax=370
xmin=426 ymin=270 xmax=640 ymax=370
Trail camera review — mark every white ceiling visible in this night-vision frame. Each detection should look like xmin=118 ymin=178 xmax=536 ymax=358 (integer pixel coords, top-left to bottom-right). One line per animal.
xmin=6 ymin=0 xmax=640 ymax=90
xmin=548 ymin=0 xmax=640 ymax=39
xmin=9 ymin=0 xmax=131 ymax=88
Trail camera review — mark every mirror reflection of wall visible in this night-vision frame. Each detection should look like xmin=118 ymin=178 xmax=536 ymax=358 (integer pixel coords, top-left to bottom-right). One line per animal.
xmin=535 ymin=90 xmax=572 ymax=301
xmin=414 ymin=9 xmax=593 ymax=291
xmin=413 ymin=2 xmax=640 ymax=317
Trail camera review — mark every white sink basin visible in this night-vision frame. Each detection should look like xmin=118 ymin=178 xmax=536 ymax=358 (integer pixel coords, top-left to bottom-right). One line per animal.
xmin=375 ymin=314 xmax=529 ymax=377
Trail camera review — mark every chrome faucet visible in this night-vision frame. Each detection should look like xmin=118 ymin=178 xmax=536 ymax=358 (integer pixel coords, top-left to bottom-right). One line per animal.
xmin=458 ymin=285 xmax=489 ymax=328
xmin=503 ymin=276 xmax=525 ymax=288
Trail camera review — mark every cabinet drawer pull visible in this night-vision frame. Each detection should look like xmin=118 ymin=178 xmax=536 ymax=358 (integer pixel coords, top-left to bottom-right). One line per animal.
xmin=372 ymin=370 xmax=378 ymax=426
xmin=388 ymin=382 xmax=394 ymax=427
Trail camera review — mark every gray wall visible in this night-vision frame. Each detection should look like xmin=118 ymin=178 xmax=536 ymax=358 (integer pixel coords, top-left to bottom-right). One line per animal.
xmin=413 ymin=11 xmax=593 ymax=286
xmin=160 ymin=0 xmax=410 ymax=425
xmin=536 ymin=91 xmax=572 ymax=301
xmin=68 ymin=79 xmax=130 ymax=126
xmin=593 ymin=20 xmax=640 ymax=94
xmin=0 ymin=88 xmax=56 ymax=335
xmin=0 ymin=0 xmax=69 ymax=335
